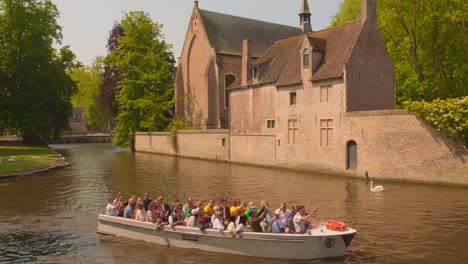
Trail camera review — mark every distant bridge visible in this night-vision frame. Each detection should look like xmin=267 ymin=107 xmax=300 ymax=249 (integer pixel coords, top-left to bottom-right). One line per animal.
xmin=51 ymin=134 xmax=114 ymax=144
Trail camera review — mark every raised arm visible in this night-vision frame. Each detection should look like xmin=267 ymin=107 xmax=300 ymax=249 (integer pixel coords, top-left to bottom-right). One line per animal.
xmin=301 ymin=207 xmax=319 ymax=221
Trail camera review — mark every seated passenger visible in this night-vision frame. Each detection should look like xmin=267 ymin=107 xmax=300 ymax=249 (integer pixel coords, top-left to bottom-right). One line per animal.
xmin=204 ymin=199 xmax=215 ymax=215
xmin=106 ymin=193 xmax=121 ymax=216
xmin=293 ymin=206 xmax=319 ymax=233
xmin=248 ymin=206 xmax=268 ymax=232
xmin=211 ymin=205 xmax=220 ymax=225
xmin=269 ymin=209 xmax=281 ymax=233
xmin=212 ymin=211 xmax=225 ymax=231
xmin=171 ymin=197 xmax=180 ymax=211
xmin=287 ymin=204 xmax=299 ymax=233
xmin=260 ymin=200 xmax=273 ymax=232
xmin=197 ymin=211 xmax=212 ymax=231
xmin=118 ymin=200 xmax=128 ymax=217
xmin=183 ymin=197 xmax=194 ymax=219
xmin=230 ymin=199 xmax=242 ymax=216
xmin=236 ymin=215 xmax=247 ymax=233
xmin=146 ymin=202 xmax=160 ymax=223
xmin=142 ymin=192 xmax=152 ymax=211
xmin=156 ymin=212 xmax=167 ymax=227
xmin=226 ymin=216 xmax=236 ymax=233
xmin=135 ymin=202 xmax=146 ymax=222
xmin=157 ymin=196 xmax=171 ymax=222
xmin=219 ymin=198 xmax=231 ymax=224
xmin=168 ymin=207 xmax=185 ymax=227
xmin=187 ymin=201 xmax=203 ymax=227
xmin=123 ymin=198 xmax=136 ymax=219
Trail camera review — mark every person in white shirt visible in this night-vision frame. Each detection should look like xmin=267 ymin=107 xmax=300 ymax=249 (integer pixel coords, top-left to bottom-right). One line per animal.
xmin=236 ymin=215 xmax=248 ymax=233
xmin=293 ymin=206 xmax=319 ymax=233
xmin=226 ymin=216 xmax=236 ymax=233
xmin=213 ymin=211 xmax=225 ymax=231
xmin=106 ymin=193 xmax=121 ymax=216
xmin=278 ymin=202 xmax=292 ymax=232
xmin=135 ymin=202 xmax=146 ymax=222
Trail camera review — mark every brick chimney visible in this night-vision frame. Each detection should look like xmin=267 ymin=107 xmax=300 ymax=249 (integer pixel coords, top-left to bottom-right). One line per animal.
xmin=242 ymin=39 xmax=251 ymax=86
xmin=362 ymin=0 xmax=377 ymax=25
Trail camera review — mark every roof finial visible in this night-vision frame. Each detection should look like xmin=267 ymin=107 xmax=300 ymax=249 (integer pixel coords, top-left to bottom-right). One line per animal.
xmin=301 ymin=0 xmax=311 ymax=14
xmin=194 ymin=0 xmax=199 ymax=8
xmin=299 ymin=0 xmax=312 ymax=33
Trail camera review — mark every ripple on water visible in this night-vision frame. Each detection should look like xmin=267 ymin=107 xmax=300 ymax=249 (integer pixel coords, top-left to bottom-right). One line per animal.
xmin=0 ymin=229 xmax=95 ymax=263
xmin=1 ymin=144 xmax=467 ymax=264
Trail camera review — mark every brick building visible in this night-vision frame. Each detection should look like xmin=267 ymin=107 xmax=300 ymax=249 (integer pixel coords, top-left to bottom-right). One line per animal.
xmin=138 ymin=0 xmax=466 ymax=185
xmin=174 ymin=1 xmax=301 ymax=128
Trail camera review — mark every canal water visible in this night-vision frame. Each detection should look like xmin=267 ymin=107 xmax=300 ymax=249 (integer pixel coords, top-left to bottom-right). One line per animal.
xmin=0 ymin=144 xmax=467 ymax=263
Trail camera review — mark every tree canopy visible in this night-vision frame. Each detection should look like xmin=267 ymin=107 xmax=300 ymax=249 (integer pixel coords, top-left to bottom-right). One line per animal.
xmin=109 ymin=11 xmax=176 ymax=148
xmin=70 ymin=57 xmax=111 ymax=130
xmin=0 ymin=0 xmax=79 ymax=144
xmin=99 ymin=22 xmax=124 ymax=127
xmin=330 ymin=0 xmax=467 ymax=105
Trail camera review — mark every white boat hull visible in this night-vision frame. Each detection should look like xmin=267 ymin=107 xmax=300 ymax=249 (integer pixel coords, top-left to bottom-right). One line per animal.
xmin=97 ymin=214 xmax=356 ymax=260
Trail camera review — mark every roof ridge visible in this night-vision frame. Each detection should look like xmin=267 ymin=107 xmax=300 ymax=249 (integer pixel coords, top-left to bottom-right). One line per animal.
xmin=307 ymin=18 xmax=362 ymax=36
xmin=199 ymin=9 xmax=299 ymax=30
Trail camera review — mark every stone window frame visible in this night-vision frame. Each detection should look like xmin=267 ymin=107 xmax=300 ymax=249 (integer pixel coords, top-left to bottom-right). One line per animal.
xmin=252 ymin=66 xmax=259 ymax=80
xmin=288 ymin=119 xmax=299 ymax=145
xmin=290 ymin=92 xmax=297 ymax=106
xmin=303 ymin=48 xmax=310 ymax=69
xmin=266 ymin=119 xmax=276 ymax=129
xmin=320 ymin=85 xmax=332 ymax=103
xmin=320 ymin=119 xmax=334 ymax=147
xmin=224 ymin=73 xmax=237 ymax=109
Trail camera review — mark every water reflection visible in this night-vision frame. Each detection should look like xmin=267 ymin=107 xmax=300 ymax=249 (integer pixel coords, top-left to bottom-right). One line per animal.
xmin=0 ymin=144 xmax=467 ymax=263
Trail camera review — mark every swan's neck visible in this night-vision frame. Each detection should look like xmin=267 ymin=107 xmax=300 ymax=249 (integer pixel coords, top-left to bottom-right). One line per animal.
xmin=371 ymin=181 xmax=374 ymax=190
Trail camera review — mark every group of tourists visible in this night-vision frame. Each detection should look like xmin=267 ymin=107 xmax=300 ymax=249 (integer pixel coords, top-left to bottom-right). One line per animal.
xmin=105 ymin=193 xmax=319 ymax=234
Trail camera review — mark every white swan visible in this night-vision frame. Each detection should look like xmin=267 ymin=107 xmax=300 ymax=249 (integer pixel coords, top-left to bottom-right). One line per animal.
xmin=370 ymin=180 xmax=385 ymax=192
xmin=8 ymin=156 xmax=17 ymax=162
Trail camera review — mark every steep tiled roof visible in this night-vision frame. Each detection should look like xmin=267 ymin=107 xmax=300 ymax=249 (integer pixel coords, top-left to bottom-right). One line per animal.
xmin=199 ymin=9 xmax=302 ymax=57
xmin=311 ymin=19 xmax=362 ymax=81
xmin=237 ymin=19 xmax=362 ymax=87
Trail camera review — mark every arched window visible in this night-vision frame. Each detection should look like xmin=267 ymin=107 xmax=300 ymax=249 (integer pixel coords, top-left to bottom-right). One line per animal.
xmin=225 ymin=74 xmax=236 ymax=108
xmin=346 ymin=140 xmax=357 ymax=170
xmin=303 ymin=48 xmax=310 ymax=68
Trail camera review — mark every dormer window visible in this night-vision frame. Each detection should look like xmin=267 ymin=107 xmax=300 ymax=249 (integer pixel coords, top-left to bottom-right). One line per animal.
xmin=252 ymin=66 xmax=259 ymax=80
xmin=303 ymin=48 xmax=310 ymax=68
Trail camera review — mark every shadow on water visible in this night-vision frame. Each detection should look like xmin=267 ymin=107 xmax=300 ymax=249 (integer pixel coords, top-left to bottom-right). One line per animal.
xmin=0 ymin=144 xmax=467 ymax=263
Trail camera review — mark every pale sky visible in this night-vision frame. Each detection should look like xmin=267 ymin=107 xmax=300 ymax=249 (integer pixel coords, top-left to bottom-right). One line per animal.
xmin=53 ymin=0 xmax=342 ymax=66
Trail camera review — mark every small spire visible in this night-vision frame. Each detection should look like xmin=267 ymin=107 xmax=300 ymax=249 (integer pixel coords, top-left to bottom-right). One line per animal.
xmin=301 ymin=0 xmax=311 ymax=14
xmin=194 ymin=0 xmax=199 ymax=8
xmin=299 ymin=0 xmax=312 ymax=33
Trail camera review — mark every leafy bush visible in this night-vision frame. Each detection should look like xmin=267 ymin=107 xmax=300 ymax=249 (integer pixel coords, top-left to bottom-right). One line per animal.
xmin=404 ymin=97 xmax=468 ymax=146
xmin=166 ymin=118 xmax=199 ymax=150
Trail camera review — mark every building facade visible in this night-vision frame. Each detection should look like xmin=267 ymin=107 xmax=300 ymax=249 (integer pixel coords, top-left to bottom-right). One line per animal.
xmin=136 ymin=0 xmax=467 ymax=185
xmin=174 ymin=1 xmax=301 ymax=128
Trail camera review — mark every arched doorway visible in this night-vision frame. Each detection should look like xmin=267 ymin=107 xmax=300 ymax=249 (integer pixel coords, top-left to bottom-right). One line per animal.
xmin=346 ymin=140 xmax=357 ymax=170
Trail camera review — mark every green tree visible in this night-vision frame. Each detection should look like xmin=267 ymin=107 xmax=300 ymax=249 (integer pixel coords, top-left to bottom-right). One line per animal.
xmin=0 ymin=0 xmax=78 ymax=144
xmin=330 ymin=0 xmax=467 ymax=105
xmin=70 ymin=57 xmax=111 ymax=130
xmin=110 ymin=11 xmax=175 ymax=148
xmin=331 ymin=0 xmax=361 ymax=26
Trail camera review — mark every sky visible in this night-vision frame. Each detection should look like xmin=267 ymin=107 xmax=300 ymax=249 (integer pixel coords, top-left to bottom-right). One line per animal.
xmin=53 ymin=0 xmax=342 ymax=66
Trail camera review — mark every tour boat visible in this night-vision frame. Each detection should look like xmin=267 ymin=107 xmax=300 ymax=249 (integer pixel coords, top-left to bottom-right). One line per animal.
xmin=97 ymin=214 xmax=357 ymax=260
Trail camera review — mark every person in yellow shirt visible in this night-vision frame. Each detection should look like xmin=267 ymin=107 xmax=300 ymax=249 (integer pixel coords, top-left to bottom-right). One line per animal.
xmin=230 ymin=199 xmax=247 ymax=217
xmin=204 ymin=199 xmax=215 ymax=215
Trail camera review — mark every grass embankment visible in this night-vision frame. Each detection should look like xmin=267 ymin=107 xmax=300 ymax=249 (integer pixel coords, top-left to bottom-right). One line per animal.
xmin=0 ymin=146 xmax=58 ymax=176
